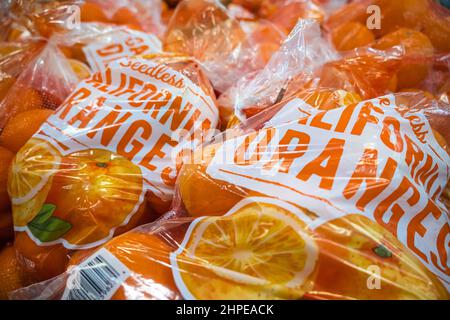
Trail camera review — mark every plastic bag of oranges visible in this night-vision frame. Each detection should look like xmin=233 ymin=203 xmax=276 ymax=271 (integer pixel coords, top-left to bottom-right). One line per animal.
xmin=79 ymin=0 xmax=165 ymax=36
xmin=0 ymin=40 xmax=80 ymax=151
xmin=218 ymin=19 xmax=338 ymax=127
xmin=325 ymin=0 xmax=450 ymax=52
xmin=218 ymin=20 xmax=404 ymax=128
xmin=7 ymin=52 xmax=220 ymax=282
xmin=9 ymin=91 xmax=450 ymax=300
xmin=164 ymin=0 xmax=285 ymax=93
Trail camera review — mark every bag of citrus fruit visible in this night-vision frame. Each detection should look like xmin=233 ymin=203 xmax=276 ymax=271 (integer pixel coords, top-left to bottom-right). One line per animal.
xmin=79 ymin=0 xmax=165 ymax=36
xmin=219 ymin=20 xmax=405 ymax=128
xmin=325 ymin=0 xmax=450 ymax=52
xmin=53 ymin=23 xmax=162 ymax=73
xmin=218 ymin=19 xmax=338 ymax=127
xmin=0 ymin=40 xmax=81 ymax=152
xmin=256 ymin=0 xmax=326 ymax=33
xmin=164 ymin=0 xmax=285 ymax=93
xmin=9 ymin=91 xmax=450 ymax=300
xmin=7 ymin=52 xmax=220 ymax=282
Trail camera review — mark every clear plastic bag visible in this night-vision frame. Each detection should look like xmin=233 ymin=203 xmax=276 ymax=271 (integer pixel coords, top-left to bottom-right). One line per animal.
xmin=218 ymin=19 xmax=338 ymax=126
xmin=11 ymin=91 xmax=450 ymax=300
xmin=53 ymin=23 xmax=162 ymax=72
xmin=0 ymin=40 xmax=80 ymax=133
xmin=83 ymin=0 xmax=165 ymax=36
xmin=325 ymin=0 xmax=450 ymax=52
xmin=7 ymin=53 xmax=219 ymax=282
xmin=164 ymin=0 xmax=285 ymax=93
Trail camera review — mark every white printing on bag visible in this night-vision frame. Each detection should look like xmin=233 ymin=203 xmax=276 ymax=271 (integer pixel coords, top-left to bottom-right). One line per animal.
xmin=83 ymin=29 xmax=162 ymax=72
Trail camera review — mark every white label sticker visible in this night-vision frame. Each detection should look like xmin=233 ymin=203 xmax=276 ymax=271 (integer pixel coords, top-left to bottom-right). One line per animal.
xmin=62 ymin=248 xmax=130 ymax=300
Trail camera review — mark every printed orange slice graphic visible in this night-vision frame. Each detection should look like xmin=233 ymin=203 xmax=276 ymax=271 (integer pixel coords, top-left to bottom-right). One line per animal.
xmin=174 ymin=201 xmax=318 ymax=299
xmin=8 ymin=138 xmax=61 ymax=227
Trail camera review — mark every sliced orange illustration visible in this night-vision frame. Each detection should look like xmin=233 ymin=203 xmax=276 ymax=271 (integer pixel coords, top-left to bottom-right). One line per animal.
xmin=8 ymin=138 xmax=61 ymax=227
xmin=174 ymin=201 xmax=318 ymax=299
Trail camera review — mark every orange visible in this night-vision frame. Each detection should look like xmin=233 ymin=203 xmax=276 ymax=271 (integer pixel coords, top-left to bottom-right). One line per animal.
xmin=8 ymin=138 xmax=61 ymax=227
xmin=312 ymin=214 xmax=448 ymax=300
xmin=432 ymin=129 xmax=449 ymax=155
xmin=0 ymin=245 xmax=34 ymax=299
xmin=331 ymin=22 xmax=375 ymax=52
xmin=123 ymin=23 xmax=143 ymax=32
xmin=421 ymin=2 xmax=450 ymax=52
xmin=61 ymin=44 xmax=88 ymax=65
xmin=175 ymin=201 xmax=318 ymax=299
xmin=0 ymin=77 xmax=15 ymax=102
xmin=14 ymin=232 xmax=69 ymax=282
xmin=318 ymin=53 xmax=402 ymax=99
xmin=0 ymin=146 xmax=13 ymax=211
xmin=69 ymin=231 xmax=178 ymax=300
xmin=298 ymin=88 xmax=362 ymax=111
xmin=178 ymin=143 xmax=248 ymax=217
xmin=0 ymin=109 xmax=53 ymax=153
xmin=80 ymin=3 xmax=109 ymax=23
xmin=0 ymin=86 xmax=43 ymax=127
xmin=67 ymin=59 xmax=91 ymax=81
xmin=112 ymin=7 xmax=139 ymax=26
xmin=325 ymin=1 xmax=369 ymax=32
xmin=373 ymin=28 xmax=434 ymax=89
xmin=260 ymin=0 xmax=324 ymax=33
xmin=394 ymin=92 xmax=450 ymax=145
xmin=0 ymin=211 xmax=13 ymax=245
xmin=44 ymin=149 xmax=145 ymax=246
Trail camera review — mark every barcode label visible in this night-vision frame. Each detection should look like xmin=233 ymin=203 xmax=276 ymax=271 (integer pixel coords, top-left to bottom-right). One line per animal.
xmin=62 ymin=248 xmax=130 ymax=300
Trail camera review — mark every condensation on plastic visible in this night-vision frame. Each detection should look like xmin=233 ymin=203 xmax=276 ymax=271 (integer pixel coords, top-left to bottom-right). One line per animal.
xmin=0 ymin=40 xmax=80 ymax=129
xmin=10 ymin=91 xmax=450 ymax=300
xmin=164 ymin=0 xmax=286 ymax=93
xmin=7 ymin=53 xmax=219 ymax=282
xmin=218 ymin=19 xmax=338 ymax=126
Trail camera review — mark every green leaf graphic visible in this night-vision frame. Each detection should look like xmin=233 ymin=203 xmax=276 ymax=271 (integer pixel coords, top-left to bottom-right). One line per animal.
xmin=27 ymin=203 xmax=71 ymax=242
xmin=31 ymin=203 xmax=56 ymax=225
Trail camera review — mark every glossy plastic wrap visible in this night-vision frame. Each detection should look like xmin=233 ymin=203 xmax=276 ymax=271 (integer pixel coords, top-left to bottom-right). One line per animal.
xmin=6 ymin=53 xmax=219 ymax=282
xmin=218 ymin=19 xmax=337 ymax=126
xmin=0 ymin=40 xmax=80 ymax=135
xmin=164 ymin=0 xmax=285 ymax=93
xmin=53 ymin=23 xmax=162 ymax=72
xmin=0 ymin=0 xmax=165 ymax=40
xmin=10 ymin=91 xmax=450 ymax=300
xmin=326 ymin=0 xmax=450 ymax=52
xmin=218 ymin=19 xmax=406 ymax=127
xmin=81 ymin=0 xmax=165 ymax=36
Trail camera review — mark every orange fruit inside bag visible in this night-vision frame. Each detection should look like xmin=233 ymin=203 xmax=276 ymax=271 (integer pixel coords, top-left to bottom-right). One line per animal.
xmin=59 ymin=198 xmax=448 ymax=300
xmin=7 ymin=53 xmax=220 ymax=281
